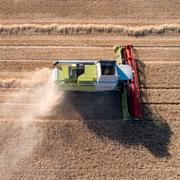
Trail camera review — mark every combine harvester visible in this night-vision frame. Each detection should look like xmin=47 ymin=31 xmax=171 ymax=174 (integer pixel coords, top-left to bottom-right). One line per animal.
xmin=52 ymin=45 xmax=142 ymax=120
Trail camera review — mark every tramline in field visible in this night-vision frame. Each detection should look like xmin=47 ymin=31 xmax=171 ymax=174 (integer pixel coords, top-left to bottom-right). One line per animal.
xmin=52 ymin=45 xmax=142 ymax=120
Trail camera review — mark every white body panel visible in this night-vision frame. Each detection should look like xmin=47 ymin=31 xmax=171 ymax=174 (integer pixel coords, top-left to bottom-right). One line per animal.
xmin=95 ymin=75 xmax=119 ymax=91
xmin=52 ymin=68 xmax=59 ymax=82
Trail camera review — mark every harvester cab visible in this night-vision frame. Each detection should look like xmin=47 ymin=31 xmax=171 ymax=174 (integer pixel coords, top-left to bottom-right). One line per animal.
xmin=52 ymin=45 xmax=142 ymax=120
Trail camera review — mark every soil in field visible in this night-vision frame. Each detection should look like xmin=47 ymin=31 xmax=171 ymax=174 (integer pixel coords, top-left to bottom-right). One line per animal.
xmin=0 ymin=0 xmax=179 ymax=179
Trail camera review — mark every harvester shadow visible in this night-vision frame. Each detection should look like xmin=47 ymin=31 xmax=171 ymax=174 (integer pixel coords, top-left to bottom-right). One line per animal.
xmin=60 ymin=90 xmax=172 ymax=158
xmin=51 ymin=59 xmax=172 ymax=158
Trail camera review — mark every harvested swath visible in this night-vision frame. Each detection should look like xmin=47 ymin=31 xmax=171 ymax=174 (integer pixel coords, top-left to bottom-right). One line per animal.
xmin=0 ymin=69 xmax=50 ymax=88
xmin=0 ymin=79 xmax=45 ymax=88
xmin=0 ymin=24 xmax=179 ymax=36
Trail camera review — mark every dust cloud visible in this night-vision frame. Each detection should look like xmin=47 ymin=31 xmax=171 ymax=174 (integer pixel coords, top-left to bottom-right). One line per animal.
xmin=0 ymin=68 xmax=63 ymax=178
